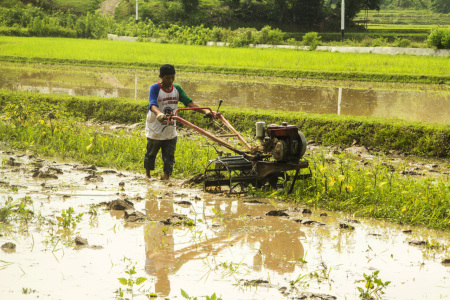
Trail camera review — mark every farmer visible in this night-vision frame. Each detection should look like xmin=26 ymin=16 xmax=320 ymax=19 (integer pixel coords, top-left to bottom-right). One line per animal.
xmin=144 ymin=64 xmax=212 ymax=180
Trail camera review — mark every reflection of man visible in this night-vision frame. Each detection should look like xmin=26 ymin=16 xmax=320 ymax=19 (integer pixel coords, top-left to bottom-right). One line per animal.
xmin=255 ymin=230 xmax=304 ymax=274
xmin=144 ymin=198 xmax=175 ymax=296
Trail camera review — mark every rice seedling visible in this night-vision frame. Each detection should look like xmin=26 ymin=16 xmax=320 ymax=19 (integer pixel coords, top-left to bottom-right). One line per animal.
xmin=0 ymin=36 xmax=448 ymax=83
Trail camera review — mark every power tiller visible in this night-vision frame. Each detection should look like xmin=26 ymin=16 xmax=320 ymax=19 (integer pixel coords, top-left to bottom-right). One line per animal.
xmin=165 ymin=100 xmax=311 ymax=193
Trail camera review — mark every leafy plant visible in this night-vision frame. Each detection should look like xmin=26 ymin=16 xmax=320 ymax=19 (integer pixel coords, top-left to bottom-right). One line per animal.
xmin=355 ymin=270 xmax=391 ymax=299
xmin=117 ymin=259 xmax=148 ymax=300
xmin=180 ymin=289 xmax=222 ymax=300
xmin=57 ymin=207 xmax=83 ymax=229
xmin=302 ymin=32 xmax=321 ymax=50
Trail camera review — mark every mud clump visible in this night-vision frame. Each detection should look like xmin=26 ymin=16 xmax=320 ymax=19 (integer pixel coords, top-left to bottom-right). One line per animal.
xmin=124 ymin=210 xmax=148 ymax=223
xmin=84 ymin=173 xmax=104 ymax=183
xmin=408 ymin=240 xmax=427 ymax=246
xmin=75 ymin=236 xmax=88 ymax=246
xmin=243 ymin=200 xmax=268 ymax=204
xmin=442 ymin=259 xmax=450 ymax=264
xmin=266 ymin=210 xmax=289 ymax=217
xmin=107 ymin=199 xmax=134 ymax=210
xmin=1 ymin=242 xmax=16 ymax=251
xmin=175 ymin=200 xmax=192 ymax=206
xmin=32 ymin=166 xmax=60 ymax=179
xmin=292 ymin=292 xmax=337 ymax=300
xmin=296 ymin=219 xmax=326 ymax=226
xmin=340 ymin=223 xmax=355 ymax=230
xmin=160 ymin=213 xmax=194 ymax=226
xmin=74 ymin=165 xmax=97 ymax=172
xmin=5 ymin=157 xmax=21 ymax=167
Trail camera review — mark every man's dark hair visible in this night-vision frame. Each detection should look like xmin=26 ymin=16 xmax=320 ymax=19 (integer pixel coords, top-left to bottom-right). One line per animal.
xmin=160 ymin=64 xmax=176 ymax=77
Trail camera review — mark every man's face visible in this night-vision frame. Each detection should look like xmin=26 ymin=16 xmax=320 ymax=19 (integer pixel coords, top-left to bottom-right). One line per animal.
xmin=160 ymin=74 xmax=175 ymax=90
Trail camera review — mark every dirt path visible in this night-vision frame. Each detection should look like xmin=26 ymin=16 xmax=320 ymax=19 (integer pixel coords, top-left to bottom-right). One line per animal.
xmin=99 ymin=0 xmax=122 ymax=17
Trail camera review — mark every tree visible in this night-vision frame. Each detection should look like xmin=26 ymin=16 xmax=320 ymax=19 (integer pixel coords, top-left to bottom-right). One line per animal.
xmin=431 ymin=0 xmax=450 ymax=13
xmin=180 ymin=0 xmax=199 ymax=12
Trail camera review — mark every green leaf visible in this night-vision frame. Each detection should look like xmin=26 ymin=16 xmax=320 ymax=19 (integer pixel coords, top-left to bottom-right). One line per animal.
xmin=136 ymin=277 xmax=147 ymax=285
xmin=181 ymin=289 xmax=190 ymax=299
xmin=118 ymin=277 xmax=127 ymax=285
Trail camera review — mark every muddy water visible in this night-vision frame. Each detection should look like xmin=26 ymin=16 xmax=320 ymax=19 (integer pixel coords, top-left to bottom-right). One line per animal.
xmin=1 ymin=152 xmax=449 ymax=300
xmin=1 ymin=62 xmax=449 ymax=124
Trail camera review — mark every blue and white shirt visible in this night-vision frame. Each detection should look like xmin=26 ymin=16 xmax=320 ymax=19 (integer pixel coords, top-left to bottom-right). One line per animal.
xmin=145 ymin=83 xmax=193 ymax=140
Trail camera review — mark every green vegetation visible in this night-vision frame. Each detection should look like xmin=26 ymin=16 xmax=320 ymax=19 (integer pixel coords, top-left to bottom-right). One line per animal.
xmin=0 ymin=90 xmax=449 ymax=230
xmin=355 ymin=270 xmax=391 ymax=299
xmin=1 ymin=0 xmax=449 ymax=49
xmin=0 ymin=36 xmax=448 ymax=84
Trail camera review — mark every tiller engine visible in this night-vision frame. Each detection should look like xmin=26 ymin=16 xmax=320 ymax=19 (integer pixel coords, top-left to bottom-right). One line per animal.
xmin=168 ymin=100 xmax=311 ymax=193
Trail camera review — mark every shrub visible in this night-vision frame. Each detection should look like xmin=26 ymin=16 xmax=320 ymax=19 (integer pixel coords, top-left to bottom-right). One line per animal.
xmin=302 ymin=32 xmax=321 ymax=50
xmin=394 ymin=37 xmax=411 ymax=48
xmin=427 ymin=27 xmax=450 ymax=49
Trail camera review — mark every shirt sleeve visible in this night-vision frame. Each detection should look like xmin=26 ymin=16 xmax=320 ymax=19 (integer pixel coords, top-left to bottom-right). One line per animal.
xmin=148 ymin=83 xmax=160 ymax=111
xmin=174 ymin=84 xmax=193 ymax=106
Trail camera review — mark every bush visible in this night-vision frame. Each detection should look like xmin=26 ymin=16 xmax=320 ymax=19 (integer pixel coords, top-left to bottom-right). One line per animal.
xmin=302 ymin=32 xmax=321 ymax=50
xmin=394 ymin=37 xmax=411 ymax=48
xmin=427 ymin=27 xmax=450 ymax=49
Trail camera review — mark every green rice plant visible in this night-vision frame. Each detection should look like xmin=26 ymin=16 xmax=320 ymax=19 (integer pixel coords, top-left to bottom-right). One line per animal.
xmin=0 ymin=36 xmax=448 ymax=83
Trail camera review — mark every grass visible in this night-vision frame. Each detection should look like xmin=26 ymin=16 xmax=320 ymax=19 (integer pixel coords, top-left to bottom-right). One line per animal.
xmin=0 ymin=90 xmax=449 ymax=229
xmin=0 ymin=36 xmax=448 ymax=84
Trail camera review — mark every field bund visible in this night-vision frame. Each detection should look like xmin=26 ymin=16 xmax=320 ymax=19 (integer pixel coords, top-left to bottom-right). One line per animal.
xmin=1 ymin=90 xmax=449 ymax=158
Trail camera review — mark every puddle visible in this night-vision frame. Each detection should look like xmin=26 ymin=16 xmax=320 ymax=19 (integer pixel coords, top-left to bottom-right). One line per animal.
xmin=0 ymin=152 xmax=449 ymax=299
xmin=1 ymin=62 xmax=449 ymax=124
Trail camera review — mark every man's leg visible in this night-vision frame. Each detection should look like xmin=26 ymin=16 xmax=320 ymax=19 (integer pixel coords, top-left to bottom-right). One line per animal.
xmin=160 ymin=137 xmax=177 ymax=180
xmin=144 ymin=138 xmax=162 ymax=178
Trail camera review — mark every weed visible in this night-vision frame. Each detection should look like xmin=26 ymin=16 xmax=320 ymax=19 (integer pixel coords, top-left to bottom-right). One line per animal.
xmin=355 ymin=270 xmax=391 ymax=299
xmin=180 ymin=289 xmax=222 ymax=300
xmin=56 ymin=207 xmax=83 ymax=229
xmin=116 ymin=258 xmax=148 ymax=300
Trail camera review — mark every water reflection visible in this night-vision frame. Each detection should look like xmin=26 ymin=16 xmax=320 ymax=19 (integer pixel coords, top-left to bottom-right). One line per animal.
xmin=1 ymin=63 xmax=449 ymax=124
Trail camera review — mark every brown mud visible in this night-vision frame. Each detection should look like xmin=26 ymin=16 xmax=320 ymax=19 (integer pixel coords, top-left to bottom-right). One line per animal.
xmin=0 ymin=151 xmax=449 ymax=299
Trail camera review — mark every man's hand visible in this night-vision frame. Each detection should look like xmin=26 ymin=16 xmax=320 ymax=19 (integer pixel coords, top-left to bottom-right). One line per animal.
xmin=204 ymin=111 xmax=214 ymax=119
xmin=156 ymin=113 xmax=166 ymax=123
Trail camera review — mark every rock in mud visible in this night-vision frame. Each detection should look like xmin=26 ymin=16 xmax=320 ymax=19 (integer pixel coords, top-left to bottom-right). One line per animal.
xmin=161 ymin=213 xmax=194 ymax=226
xmin=291 ymin=292 xmax=337 ymax=300
xmin=124 ymin=210 xmax=148 ymax=222
xmin=320 ymin=213 xmax=328 ymax=217
xmin=340 ymin=223 xmax=355 ymax=230
xmin=1 ymin=242 xmax=16 ymax=250
xmin=402 ymin=230 xmax=412 ymax=234
xmin=408 ymin=240 xmax=427 ymax=246
xmin=441 ymin=259 xmax=450 ymax=264
xmin=75 ymin=237 xmax=88 ymax=246
xmin=119 ymin=181 xmax=125 ymax=187
xmin=107 ymin=199 xmax=134 ymax=210
xmin=266 ymin=210 xmax=289 ymax=217
xmin=84 ymin=174 xmax=103 ymax=182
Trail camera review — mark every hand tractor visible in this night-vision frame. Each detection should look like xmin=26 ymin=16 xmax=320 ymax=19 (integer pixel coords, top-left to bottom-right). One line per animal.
xmin=167 ymin=100 xmax=311 ymax=193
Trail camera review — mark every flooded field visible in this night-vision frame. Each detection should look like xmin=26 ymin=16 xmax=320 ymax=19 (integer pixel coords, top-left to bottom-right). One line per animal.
xmin=1 ymin=151 xmax=449 ymax=300
xmin=1 ymin=62 xmax=449 ymax=124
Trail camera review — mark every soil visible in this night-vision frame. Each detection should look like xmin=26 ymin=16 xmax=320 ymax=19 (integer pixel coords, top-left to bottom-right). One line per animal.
xmin=0 ymin=150 xmax=449 ymax=299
